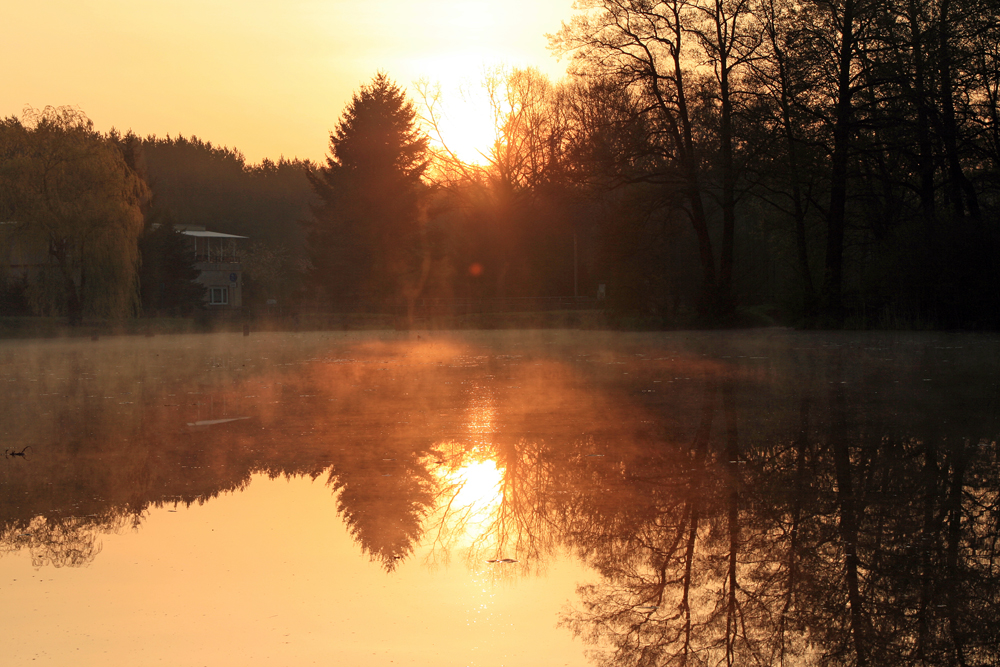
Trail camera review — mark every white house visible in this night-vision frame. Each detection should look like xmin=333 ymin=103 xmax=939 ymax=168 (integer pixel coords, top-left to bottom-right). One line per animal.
xmin=176 ymin=225 xmax=247 ymax=310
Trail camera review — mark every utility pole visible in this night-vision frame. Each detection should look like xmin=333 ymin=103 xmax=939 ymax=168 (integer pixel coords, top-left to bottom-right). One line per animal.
xmin=573 ymin=231 xmax=578 ymax=298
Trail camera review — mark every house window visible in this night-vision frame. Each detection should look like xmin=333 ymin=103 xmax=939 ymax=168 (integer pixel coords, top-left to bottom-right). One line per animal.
xmin=210 ymin=286 xmax=229 ymax=305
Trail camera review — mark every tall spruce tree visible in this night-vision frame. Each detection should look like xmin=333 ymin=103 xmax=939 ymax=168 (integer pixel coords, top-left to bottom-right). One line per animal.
xmin=305 ymin=73 xmax=429 ymax=310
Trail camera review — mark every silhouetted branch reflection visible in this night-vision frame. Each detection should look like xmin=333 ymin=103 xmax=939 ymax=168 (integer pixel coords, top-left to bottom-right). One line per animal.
xmin=558 ymin=343 xmax=1000 ymax=667
xmin=559 ymin=380 xmax=752 ymax=667
xmin=0 ymin=513 xmax=132 ymax=568
xmin=424 ymin=438 xmax=561 ymax=577
xmin=0 ymin=332 xmax=998 ymax=665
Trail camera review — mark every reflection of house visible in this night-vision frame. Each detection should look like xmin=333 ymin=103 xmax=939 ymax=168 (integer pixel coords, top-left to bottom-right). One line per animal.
xmin=175 ymin=225 xmax=247 ymax=310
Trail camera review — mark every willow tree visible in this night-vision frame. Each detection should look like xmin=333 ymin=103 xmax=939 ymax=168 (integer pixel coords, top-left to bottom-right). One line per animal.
xmin=0 ymin=107 xmax=148 ymax=324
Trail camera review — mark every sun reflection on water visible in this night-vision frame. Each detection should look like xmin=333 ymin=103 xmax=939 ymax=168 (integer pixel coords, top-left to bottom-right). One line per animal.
xmin=464 ymin=388 xmax=497 ymax=442
xmin=446 ymin=458 xmax=503 ymax=511
xmin=420 ymin=380 xmax=512 ymax=571
xmin=428 ymin=443 xmax=505 ymax=558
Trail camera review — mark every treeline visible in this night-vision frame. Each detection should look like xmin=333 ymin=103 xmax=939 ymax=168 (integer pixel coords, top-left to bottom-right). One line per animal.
xmin=137 ymin=134 xmax=315 ymax=314
xmin=304 ymin=0 xmax=1000 ymax=328
xmin=552 ymin=0 xmax=1000 ymax=328
xmin=4 ymin=0 xmax=999 ymax=328
xmin=140 ymin=134 xmax=313 ymax=250
xmin=0 ymin=108 xmax=316 ymax=320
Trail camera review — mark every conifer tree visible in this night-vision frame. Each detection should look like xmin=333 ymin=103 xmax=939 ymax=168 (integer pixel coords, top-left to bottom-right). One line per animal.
xmin=305 ymin=73 xmax=429 ymax=309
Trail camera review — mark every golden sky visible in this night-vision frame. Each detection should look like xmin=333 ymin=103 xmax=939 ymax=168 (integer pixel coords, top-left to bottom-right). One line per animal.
xmin=3 ymin=0 xmax=575 ymax=164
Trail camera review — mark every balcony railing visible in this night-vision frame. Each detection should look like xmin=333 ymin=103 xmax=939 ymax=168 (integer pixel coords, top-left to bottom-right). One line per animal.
xmin=195 ymin=253 xmax=240 ymax=264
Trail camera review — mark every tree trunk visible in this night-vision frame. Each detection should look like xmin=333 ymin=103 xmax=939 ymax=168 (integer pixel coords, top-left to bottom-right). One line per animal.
xmin=50 ymin=239 xmax=83 ymax=326
xmin=715 ymin=0 xmax=737 ymax=318
xmin=916 ymin=438 xmax=940 ymax=665
xmin=831 ymin=356 xmax=867 ymax=665
xmin=722 ymin=380 xmax=740 ymax=667
xmin=671 ymin=40 xmax=719 ymax=317
xmin=938 ymin=0 xmax=981 ymax=226
xmin=778 ymin=395 xmax=810 ymax=664
xmin=762 ymin=0 xmax=816 ymax=322
xmin=907 ymin=0 xmax=938 ymax=320
xmin=681 ymin=381 xmax=716 ymax=662
xmin=645 ymin=1 xmax=718 ymax=317
xmin=821 ymin=0 xmax=858 ymax=327
xmin=944 ymin=438 xmax=969 ymax=666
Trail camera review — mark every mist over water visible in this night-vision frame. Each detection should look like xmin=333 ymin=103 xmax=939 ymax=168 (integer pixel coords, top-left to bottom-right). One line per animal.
xmin=1 ymin=330 xmax=998 ymax=665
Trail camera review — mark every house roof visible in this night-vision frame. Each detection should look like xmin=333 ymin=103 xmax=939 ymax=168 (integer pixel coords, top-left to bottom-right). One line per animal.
xmin=180 ymin=230 xmax=248 ymax=239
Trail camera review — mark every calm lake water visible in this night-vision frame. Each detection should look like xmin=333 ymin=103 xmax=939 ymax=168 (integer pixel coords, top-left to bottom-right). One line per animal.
xmin=1 ymin=329 xmax=998 ymax=666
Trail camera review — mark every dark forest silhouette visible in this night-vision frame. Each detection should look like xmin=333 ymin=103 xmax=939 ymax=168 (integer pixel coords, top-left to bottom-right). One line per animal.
xmin=3 ymin=0 xmax=1000 ymax=327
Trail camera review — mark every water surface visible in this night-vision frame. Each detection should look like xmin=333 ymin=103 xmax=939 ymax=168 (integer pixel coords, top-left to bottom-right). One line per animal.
xmin=1 ymin=330 xmax=998 ymax=666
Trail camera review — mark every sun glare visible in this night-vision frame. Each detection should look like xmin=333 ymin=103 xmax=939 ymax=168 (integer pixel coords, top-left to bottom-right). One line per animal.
xmin=426 ymin=449 xmax=504 ymax=553
xmin=448 ymin=458 xmax=504 ymax=509
xmin=434 ymin=97 xmax=496 ymax=166
xmin=418 ymin=65 xmax=499 ymax=166
xmin=429 ymin=391 xmax=504 ymax=527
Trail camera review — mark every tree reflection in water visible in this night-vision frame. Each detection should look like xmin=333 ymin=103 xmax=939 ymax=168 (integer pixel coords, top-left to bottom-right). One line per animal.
xmin=0 ymin=514 xmax=124 ymax=568
xmin=557 ymin=347 xmax=1000 ymax=667
xmin=0 ymin=332 xmax=998 ymax=665
xmin=425 ymin=438 xmax=557 ymax=577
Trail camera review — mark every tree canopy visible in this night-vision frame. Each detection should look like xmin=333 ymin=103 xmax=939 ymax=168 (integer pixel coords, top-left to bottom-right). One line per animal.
xmin=0 ymin=106 xmax=148 ymax=323
xmin=305 ymin=73 xmax=430 ymax=309
xmin=5 ymin=0 xmax=1000 ymax=329
xmin=137 ymin=216 xmax=204 ymax=317
xmin=549 ymin=0 xmax=1000 ymax=327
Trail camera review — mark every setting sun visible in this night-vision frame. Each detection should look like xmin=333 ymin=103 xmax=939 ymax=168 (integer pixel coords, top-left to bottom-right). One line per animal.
xmin=428 ymin=82 xmax=498 ymax=166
